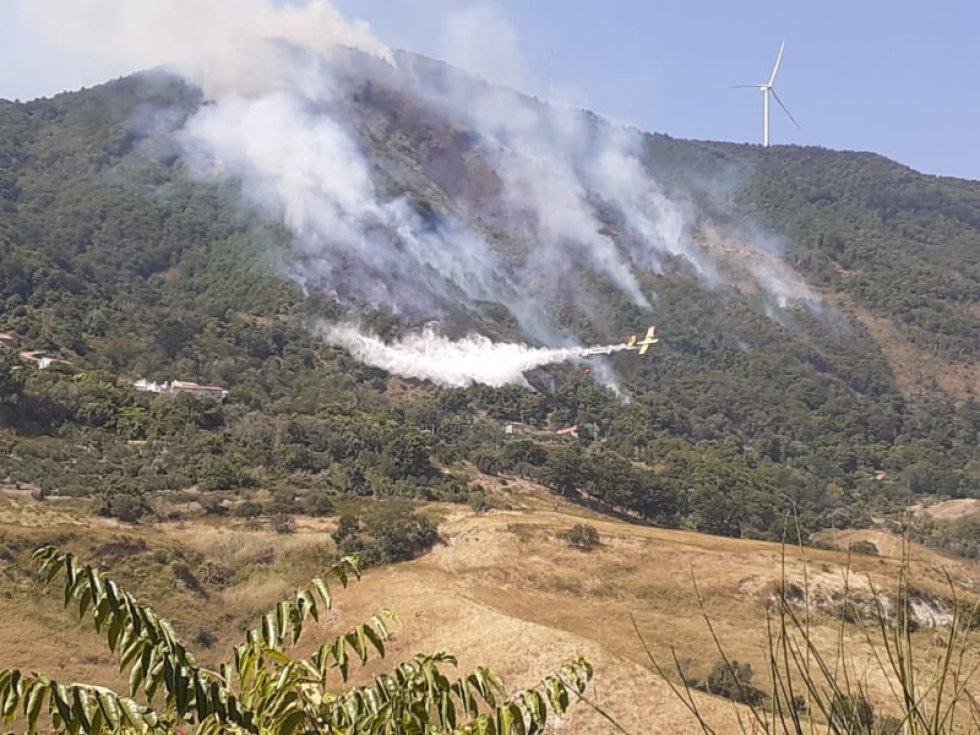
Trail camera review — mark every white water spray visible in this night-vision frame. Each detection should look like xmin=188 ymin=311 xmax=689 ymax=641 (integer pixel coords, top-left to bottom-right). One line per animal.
xmin=318 ymin=323 xmax=632 ymax=388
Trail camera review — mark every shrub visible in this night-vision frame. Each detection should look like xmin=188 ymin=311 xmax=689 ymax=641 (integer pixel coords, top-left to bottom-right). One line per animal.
xmin=467 ymin=488 xmax=492 ymax=513
xmin=331 ymin=503 xmax=440 ymax=566
xmin=703 ymin=659 xmax=765 ymax=706
xmin=271 ymin=513 xmax=296 ymax=534
xmin=362 ymin=502 xmax=440 ymax=565
xmin=506 ymin=523 xmax=539 ymax=543
xmin=849 ymin=540 xmax=879 ymax=556
xmin=267 ymin=488 xmax=302 ymax=515
xmin=193 ymin=628 xmax=217 ymax=649
xmin=561 ymin=523 xmax=601 ymax=551
xmin=93 ymin=490 xmax=149 ymax=524
xmin=303 ymin=492 xmax=334 ymax=517
xmin=197 ymin=495 xmax=227 ymax=516
xmin=830 ymin=693 xmax=876 ymax=733
xmin=232 ymin=500 xmax=263 ymax=519
xmin=171 ymin=562 xmax=205 ymax=597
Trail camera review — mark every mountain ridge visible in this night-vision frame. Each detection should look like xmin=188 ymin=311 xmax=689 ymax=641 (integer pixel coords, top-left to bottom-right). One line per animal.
xmin=0 ymin=55 xmax=977 ymax=549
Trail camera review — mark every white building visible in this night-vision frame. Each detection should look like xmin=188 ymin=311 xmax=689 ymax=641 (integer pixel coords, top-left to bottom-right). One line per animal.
xmin=18 ymin=350 xmax=73 ymax=370
xmin=133 ymin=378 xmax=228 ymax=400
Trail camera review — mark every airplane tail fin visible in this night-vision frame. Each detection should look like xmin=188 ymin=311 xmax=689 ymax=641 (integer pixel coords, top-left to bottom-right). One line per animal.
xmin=627 ymin=335 xmax=637 ymax=347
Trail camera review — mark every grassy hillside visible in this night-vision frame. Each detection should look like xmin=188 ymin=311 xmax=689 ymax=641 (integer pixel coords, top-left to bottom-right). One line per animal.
xmin=0 ymin=69 xmax=978 ymax=553
xmin=0 ymin=484 xmax=976 ymax=733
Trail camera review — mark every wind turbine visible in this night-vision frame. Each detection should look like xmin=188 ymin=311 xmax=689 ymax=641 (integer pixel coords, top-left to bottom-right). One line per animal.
xmin=736 ymin=42 xmax=800 ymax=147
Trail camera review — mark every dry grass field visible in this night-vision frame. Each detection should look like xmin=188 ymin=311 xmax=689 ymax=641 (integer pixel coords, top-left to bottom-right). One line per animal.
xmin=0 ymin=480 xmax=977 ymax=733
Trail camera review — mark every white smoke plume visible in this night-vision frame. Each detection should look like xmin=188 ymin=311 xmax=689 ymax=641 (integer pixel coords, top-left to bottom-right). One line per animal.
xmin=423 ymin=70 xmax=654 ymax=309
xmin=426 ymin=4 xmax=820 ymax=311
xmin=441 ymin=3 xmax=524 ymax=90
xmin=13 ymin=0 xmax=823 ymax=392
xmin=181 ymin=92 xmax=537 ymax=323
xmin=318 ymin=323 xmax=631 ymax=388
xmin=586 ymin=128 xmax=717 ymax=281
xmin=15 ymin=0 xmax=392 ymax=96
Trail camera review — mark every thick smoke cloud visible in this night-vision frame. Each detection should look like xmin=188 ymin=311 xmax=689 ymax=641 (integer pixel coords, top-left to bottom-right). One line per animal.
xmin=16 ymin=0 xmax=392 ymax=94
xmin=181 ymin=92 xmax=532 ymax=323
xmin=17 ymin=0 xmax=823 ymax=390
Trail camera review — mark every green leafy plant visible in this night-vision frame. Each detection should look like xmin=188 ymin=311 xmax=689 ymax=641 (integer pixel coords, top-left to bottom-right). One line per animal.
xmin=0 ymin=547 xmax=592 ymax=734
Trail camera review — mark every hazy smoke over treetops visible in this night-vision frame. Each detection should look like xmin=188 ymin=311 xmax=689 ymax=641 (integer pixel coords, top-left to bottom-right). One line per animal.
xmin=17 ymin=0 xmax=819 ymax=388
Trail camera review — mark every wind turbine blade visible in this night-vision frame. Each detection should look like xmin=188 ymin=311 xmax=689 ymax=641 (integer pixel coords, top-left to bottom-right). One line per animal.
xmin=771 ymin=89 xmax=801 ymax=130
xmin=732 ymin=84 xmax=763 ymax=88
xmin=768 ymin=41 xmax=786 ymax=86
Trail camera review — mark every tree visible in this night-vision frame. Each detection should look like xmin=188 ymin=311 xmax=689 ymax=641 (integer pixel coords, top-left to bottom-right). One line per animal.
xmin=538 ymin=446 xmax=585 ymax=497
xmin=0 ymin=353 xmax=24 ymax=406
xmin=380 ymin=429 xmax=434 ymax=479
xmin=196 ymin=455 xmax=248 ymax=493
xmin=361 ymin=501 xmax=441 ymax=565
xmin=332 ymin=513 xmax=365 ymax=556
xmin=0 ymin=547 xmax=592 ymax=734
xmin=93 ymin=485 xmax=149 ymax=524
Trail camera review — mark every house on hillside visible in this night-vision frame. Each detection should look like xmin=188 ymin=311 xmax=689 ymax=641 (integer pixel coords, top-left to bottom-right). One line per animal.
xmin=555 ymin=425 xmax=579 ymax=438
xmin=0 ymin=333 xmax=14 ymax=349
xmin=133 ymin=379 xmax=166 ymax=393
xmin=133 ymin=378 xmax=228 ymax=400
xmin=18 ymin=350 xmax=73 ymax=370
xmin=170 ymin=380 xmax=229 ymax=399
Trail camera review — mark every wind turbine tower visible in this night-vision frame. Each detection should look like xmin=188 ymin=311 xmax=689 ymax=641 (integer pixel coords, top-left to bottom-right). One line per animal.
xmin=737 ymin=42 xmax=800 ymax=147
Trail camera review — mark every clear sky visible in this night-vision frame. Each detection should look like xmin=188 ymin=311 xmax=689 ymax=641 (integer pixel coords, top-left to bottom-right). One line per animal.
xmin=2 ymin=0 xmax=978 ymax=180
xmin=335 ymin=0 xmax=980 ymax=181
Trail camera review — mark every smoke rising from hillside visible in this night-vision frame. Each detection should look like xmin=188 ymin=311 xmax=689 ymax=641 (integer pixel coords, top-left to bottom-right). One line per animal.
xmin=181 ymin=92 xmax=540 ymax=325
xmin=421 ymin=9 xmax=719 ymax=304
xmin=16 ymin=0 xmax=392 ymax=95
xmin=18 ymin=0 xmax=823 ymax=390
xmin=319 ymin=323 xmax=630 ymax=388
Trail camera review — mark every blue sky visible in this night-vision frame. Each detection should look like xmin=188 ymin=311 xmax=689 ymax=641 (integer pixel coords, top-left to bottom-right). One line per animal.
xmin=2 ymin=1 xmax=978 ymax=180
xmin=335 ymin=0 xmax=980 ymax=180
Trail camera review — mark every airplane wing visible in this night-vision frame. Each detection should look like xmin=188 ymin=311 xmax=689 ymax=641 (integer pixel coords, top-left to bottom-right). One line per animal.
xmin=637 ymin=325 xmax=659 ymax=355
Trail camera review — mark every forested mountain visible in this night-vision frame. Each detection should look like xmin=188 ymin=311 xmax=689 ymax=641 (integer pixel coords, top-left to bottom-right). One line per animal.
xmin=0 ymin=60 xmax=977 ymax=551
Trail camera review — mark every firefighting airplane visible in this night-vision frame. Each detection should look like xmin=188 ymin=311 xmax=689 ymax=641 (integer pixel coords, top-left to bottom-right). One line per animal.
xmin=579 ymin=325 xmax=660 ymax=357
